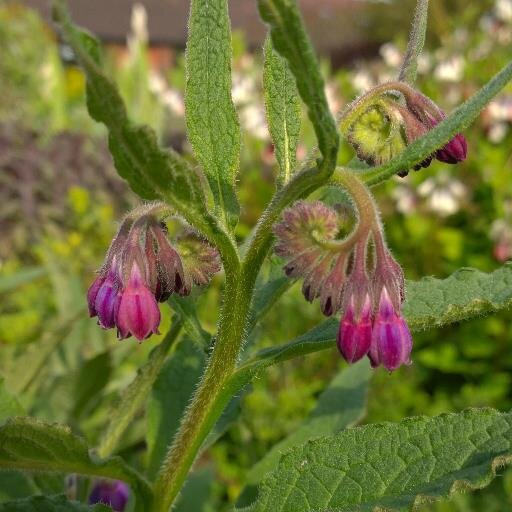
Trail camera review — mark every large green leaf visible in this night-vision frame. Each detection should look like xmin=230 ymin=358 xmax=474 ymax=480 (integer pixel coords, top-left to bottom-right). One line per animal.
xmin=52 ymin=1 xmax=209 ymax=232
xmin=173 ymin=466 xmax=216 ymax=512
xmin=362 ymin=60 xmax=512 ymax=185
xmin=243 ymin=408 xmax=512 ymax=512
xmin=257 ymin=0 xmax=338 ymax=169
xmin=239 ymin=361 xmax=371 ymax=506
xmin=185 ymin=0 xmax=240 ymax=228
xmin=263 ymin=36 xmax=301 ymax=188
xmin=233 ymin=264 xmax=512 ymax=384
xmin=0 ymin=418 xmax=152 ymax=507
xmin=0 ymin=495 xmax=109 ymax=511
xmin=97 ymin=322 xmax=182 ymax=458
xmin=398 ymin=0 xmax=429 ymax=84
xmin=146 ymin=337 xmax=206 ymax=478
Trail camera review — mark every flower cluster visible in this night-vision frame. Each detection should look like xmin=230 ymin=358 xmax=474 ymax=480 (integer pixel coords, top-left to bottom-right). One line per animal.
xmin=341 ymin=84 xmax=467 ymax=176
xmin=274 ymin=201 xmax=412 ymax=371
xmin=87 ymin=211 xmax=220 ymax=341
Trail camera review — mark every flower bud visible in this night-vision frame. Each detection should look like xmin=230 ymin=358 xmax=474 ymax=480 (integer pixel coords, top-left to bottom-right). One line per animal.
xmin=116 ymin=262 xmax=161 ymax=341
xmin=337 ymin=293 xmax=372 ymax=363
xmin=369 ymin=287 xmax=412 ymax=371
xmin=89 ymin=480 xmax=129 ymax=511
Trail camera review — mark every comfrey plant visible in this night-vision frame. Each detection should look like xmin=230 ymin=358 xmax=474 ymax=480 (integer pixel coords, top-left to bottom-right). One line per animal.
xmin=2 ymin=0 xmax=512 ymax=511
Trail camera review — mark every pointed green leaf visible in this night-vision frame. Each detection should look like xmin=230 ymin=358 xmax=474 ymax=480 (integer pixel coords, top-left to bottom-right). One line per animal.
xmin=0 ymin=418 xmax=152 ymax=506
xmin=235 ymin=264 xmax=512 ymax=379
xmin=244 ymin=408 xmax=512 ymax=512
xmin=0 ymin=495 xmax=109 ymax=511
xmin=185 ymin=0 xmax=240 ymax=228
xmin=52 ymin=1 xmax=211 ymax=235
xmin=363 ymin=60 xmax=512 ymax=185
xmin=239 ymin=361 xmax=371 ymax=506
xmin=146 ymin=337 xmax=206 ymax=478
xmin=258 ymin=0 xmax=338 ymax=170
xmin=263 ymin=37 xmax=301 ymax=187
xmin=398 ymin=0 xmax=429 ymax=84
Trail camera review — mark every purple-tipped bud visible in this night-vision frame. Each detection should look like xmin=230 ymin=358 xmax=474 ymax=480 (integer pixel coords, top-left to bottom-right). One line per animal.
xmin=89 ymin=480 xmax=129 ymax=511
xmin=337 ymin=293 xmax=372 ymax=363
xmin=116 ymin=263 xmax=161 ymax=341
xmin=369 ymin=287 xmax=412 ymax=371
xmin=95 ymin=270 xmax=121 ymax=330
xmin=87 ymin=276 xmax=105 ymax=317
xmin=436 ymin=132 xmax=467 ymax=164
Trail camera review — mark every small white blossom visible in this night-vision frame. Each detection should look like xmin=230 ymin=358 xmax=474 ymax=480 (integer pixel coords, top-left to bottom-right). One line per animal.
xmin=434 ymin=56 xmax=465 ymax=82
xmin=418 ymin=171 xmax=467 ymax=217
xmin=496 ymin=0 xmax=512 ymax=22
xmin=379 ymin=43 xmax=402 ymax=68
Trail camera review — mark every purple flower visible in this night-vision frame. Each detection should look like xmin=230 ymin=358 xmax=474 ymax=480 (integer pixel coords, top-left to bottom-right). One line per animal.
xmin=116 ymin=262 xmax=161 ymax=341
xmin=436 ymin=132 xmax=467 ymax=163
xmin=369 ymin=287 xmax=412 ymax=371
xmin=337 ymin=293 xmax=372 ymax=363
xmin=87 ymin=275 xmax=105 ymax=317
xmin=94 ymin=268 xmax=121 ymax=330
xmin=86 ymin=211 xmax=220 ymax=342
xmin=89 ymin=480 xmax=129 ymax=511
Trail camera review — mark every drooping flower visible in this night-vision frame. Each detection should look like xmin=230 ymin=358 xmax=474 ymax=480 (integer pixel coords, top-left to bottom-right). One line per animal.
xmin=340 ymin=83 xmax=467 ymax=176
xmin=89 ymin=480 xmax=129 ymax=511
xmin=116 ymin=260 xmax=161 ymax=341
xmin=369 ymin=287 xmax=412 ymax=371
xmin=86 ymin=209 xmax=220 ymax=342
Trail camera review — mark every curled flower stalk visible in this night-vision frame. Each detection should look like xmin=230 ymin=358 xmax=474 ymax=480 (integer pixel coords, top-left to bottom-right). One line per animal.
xmin=274 ymin=170 xmax=412 ymax=371
xmin=338 ymin=80 xmax=467 ymax=176
xmin=87 ymin=205 xmax=220 ymax=341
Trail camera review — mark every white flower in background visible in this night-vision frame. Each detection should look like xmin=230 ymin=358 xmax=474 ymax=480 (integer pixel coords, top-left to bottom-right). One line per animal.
xmin=488 ymin=122 xmax=509 ymax=143
xmin=240 ymin=104 xmax=269 ymax=140
xmin=496 ymin=0 xmax=512 ymax=22
xmin=351 ymin=69 xmax=374 ymax=93
xmin=417 ymin=171 xmax=468 ymax=217
xmin=434 ymin=56 xmax=465 ymax=82
xmin=488 ymin=96 xmax=512 ymax=121
xmin=232 ymin=72 xmax=257 ymax=106
xmin=325 ymin=82 xmax=341 ymax=114
xmin=392 ymin=184 xmax=417 ymax=214
xmin=148 ymin=74 xmax=185 ymax=117
xmin=379 ymin=43 xmax=402 ymax=68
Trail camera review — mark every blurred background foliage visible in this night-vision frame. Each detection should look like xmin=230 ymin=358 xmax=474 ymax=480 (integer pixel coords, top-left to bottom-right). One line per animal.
xmin=1 ymin=0 xmax=512 ymax=510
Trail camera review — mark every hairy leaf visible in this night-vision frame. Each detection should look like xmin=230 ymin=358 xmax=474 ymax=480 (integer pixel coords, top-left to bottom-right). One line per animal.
xmin=97 ymin=322 xmax=182 ymax=458
xmin=399 ymin=0 xmax=429 ymax=84
xmin=185 ymin=0 xmax=240 ymax=228
xmin=239 ymin=361 xmax=371 ymax=506
xmin=363 ymin=60 xmax=512 ymax=185
xmin=146 ymin=337 xmax=206 ymax=478
xmin=403 ymin=264 xmax=512 ymax=330
xmin=0 ymin=417 xmax=152 ymax=506
xmin=263 ymin=36 xmax=301 ymax=187
xmin=0 ymin=495 xmax=109 ymax=511
xmin=52 ymin=1 xmax=210 ymax=232
xmin=257 ymin=0 xmax=338 ymax=169
xmin=244 ymin=408 xmax=512 ymax=512
xmin=235 ymin=264 xmax=512 ymax=379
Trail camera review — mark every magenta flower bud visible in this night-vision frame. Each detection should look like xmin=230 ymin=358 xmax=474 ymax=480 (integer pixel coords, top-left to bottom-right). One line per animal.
xmin=87 ymin=275 xmax=105 ymax=317
xmin=436 ymin=132 xmax=467 ymax=164
xmin=337 ymin=293 xmax=372 ymax=363
xmin=95 ymin=271 xmax=121 ymax=329
xmin=369 ymin=287 xmax=412 ymax=371
xmin=116 ymin=263 xmax=161 ymax=341
xmin=89 ymin=480 xmax=129 ymax=511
